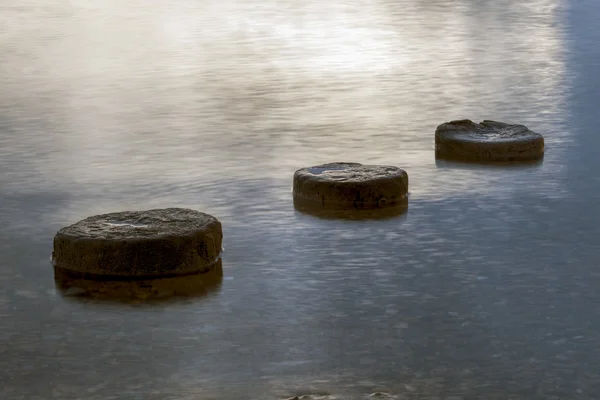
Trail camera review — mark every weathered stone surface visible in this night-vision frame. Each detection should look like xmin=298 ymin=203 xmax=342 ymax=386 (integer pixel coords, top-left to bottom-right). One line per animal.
xmin=293 ymin=162 xmax=409 ymax=211
xmin=435 ymin=119 xmax=544 ymax=162
xmin=52 ymin=208 xmax=222 ymax=279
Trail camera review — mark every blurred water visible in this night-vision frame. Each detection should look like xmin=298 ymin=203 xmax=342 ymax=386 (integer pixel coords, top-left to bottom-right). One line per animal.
xmin=1 ymin=0 xmax=600 ymax=398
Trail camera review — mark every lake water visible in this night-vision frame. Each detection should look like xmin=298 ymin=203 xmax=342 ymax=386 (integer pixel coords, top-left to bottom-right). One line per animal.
xmin=2 ymin=0 xmax=600 ymax=399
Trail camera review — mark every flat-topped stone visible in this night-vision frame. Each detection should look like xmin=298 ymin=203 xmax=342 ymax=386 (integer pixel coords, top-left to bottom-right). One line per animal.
xmin=435 ymin=119 xmax=544 ymax=162
xmin=293 ymin=162 xmax=409 ymax=212
xmin=52 ymin=208 xmax=222 ymax=279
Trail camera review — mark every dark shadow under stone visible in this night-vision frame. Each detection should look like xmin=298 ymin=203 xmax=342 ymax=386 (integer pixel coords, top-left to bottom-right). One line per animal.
xmin=54 ymin=259 xmax=223 ymax=303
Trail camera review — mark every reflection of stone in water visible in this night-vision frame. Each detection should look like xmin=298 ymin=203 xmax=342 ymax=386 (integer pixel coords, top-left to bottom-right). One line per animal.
xmin=293 ymin=198 xmax=408 ymax=221
xmin=54 ymin=259 xmax=223 ymax=303
xmin=435 ymin=156 xmax=544 ymax=170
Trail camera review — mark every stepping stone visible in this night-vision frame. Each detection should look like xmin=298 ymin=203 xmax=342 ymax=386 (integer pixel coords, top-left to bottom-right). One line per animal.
xmin=293 ymin=162 xmax=409 ymax=214
xmin=435 ymin=119 xmax=544 ymax=162
xmin=52 ymin=208 xmax=222 ymax=280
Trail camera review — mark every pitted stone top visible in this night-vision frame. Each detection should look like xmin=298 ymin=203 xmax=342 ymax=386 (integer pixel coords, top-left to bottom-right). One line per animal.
xmin=297 ymin=162 xmax=407 ymax=183
xmin=57 ymin=208 xmax=218 ymax=240
xmin=436 ymin=120 xmax=543 ymax=143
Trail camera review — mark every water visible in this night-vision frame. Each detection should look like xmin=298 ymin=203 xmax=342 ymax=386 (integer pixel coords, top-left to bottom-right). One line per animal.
xmin=1 ymin=0 xmax=599 ymax=398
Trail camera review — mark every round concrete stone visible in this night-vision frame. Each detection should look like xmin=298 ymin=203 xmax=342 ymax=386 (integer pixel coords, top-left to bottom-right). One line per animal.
xmin=293 ymin=162 xmax=409 ymax=211
xmin=52 ymin=208 xmax=222 ymax=279
xmin=435 ymin=119 xmax=544 ymax=162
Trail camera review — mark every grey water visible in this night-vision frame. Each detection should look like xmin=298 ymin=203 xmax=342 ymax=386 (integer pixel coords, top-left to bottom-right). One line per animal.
xmin=1 ymin=0 xmax=600 ymax=399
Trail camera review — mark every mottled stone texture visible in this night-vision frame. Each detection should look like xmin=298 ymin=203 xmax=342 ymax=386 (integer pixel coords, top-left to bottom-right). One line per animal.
xmin=52 ymin=208 xmax=222 ymax=279
xmin=293 ymin=162 xmax=409 ymax=211
xmin=435 ymin=119 xmax=544 ymax=162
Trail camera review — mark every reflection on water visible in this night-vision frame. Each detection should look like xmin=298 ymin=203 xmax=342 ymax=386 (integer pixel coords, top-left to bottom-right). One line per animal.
xmin=435 ymin=157 xmax=545 ymax=170
xmin=0 ymin=0 xmax=568 ymax=200
xmin=54 ymin=261 xmax=223 ymax=304
xmin=293 ymin=198 xmax=409 ymax=221
xmin=2 ymin=0 xmax=600 ymax=399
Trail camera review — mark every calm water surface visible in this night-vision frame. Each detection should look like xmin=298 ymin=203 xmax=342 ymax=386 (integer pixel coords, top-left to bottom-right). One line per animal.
xmin=2 ymin=0 xmax=600 ymax=399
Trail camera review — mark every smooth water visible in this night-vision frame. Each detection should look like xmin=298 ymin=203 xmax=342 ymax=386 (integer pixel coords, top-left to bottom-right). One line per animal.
xmin=2 ymin=0 xmax=600 ymax=399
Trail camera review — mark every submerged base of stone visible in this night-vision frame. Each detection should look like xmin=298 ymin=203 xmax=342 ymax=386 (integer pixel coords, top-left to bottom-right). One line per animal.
xmin=435 ymin=119 xmax=544 ymax=162
xmin=53 ymin=256 xmax=222 ymax=281
xmin=53 ymin=208 xmax=223 ymax=279
xmin=435 ymin=155 xmax=544 ymax=169
xmin=54 ymin=259 xmax=223 ymax=302
xmin=293 ymin=197 xmax=408 ymax=220
xmin=293 ymin=162 xmax=409 ymax=213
